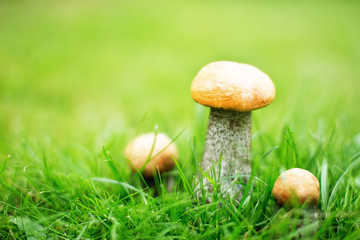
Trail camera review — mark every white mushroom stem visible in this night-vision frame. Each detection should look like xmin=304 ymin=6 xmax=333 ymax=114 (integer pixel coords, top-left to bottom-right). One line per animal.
xmin=200 ymin=107 xmax=251 ymax=200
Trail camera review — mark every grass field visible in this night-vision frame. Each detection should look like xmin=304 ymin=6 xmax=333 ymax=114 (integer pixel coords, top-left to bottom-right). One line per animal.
xmin=1 ymin=0 xmax=360 ymax=239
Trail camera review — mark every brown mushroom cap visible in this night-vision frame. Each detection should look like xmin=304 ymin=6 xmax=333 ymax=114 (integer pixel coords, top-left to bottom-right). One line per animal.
xmin=272 ymin=168 xmax=320 ymax=206
xmin=124 ymin=132 xmax=178 ymax=177
xmin=190 ymin=61 xmax=275 ymax=112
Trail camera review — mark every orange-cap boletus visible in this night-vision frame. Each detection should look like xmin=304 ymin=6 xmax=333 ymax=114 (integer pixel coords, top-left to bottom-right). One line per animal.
xmin=272 ymin=168 xmax=320 ymax=207
xmin=191 ymin=61 xmax=275 ymax=200
xmin=125 ymin=132 xmax=178 ymax=178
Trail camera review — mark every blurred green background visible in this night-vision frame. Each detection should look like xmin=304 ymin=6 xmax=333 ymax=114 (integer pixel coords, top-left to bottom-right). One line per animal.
xmin=1 ymin=0 xmax=360 ymax=177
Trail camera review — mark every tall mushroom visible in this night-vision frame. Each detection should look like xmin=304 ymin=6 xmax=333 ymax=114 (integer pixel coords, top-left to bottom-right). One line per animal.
xmin=125 ymin=132 xmax=179 ymax=194
xmin=191 ymin=61 xmax=275 ymax=201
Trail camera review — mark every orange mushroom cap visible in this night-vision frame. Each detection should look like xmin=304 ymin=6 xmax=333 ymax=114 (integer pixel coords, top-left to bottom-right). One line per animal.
xmin=272 ymin=168 xmax=320 ymax=206
xmin=125 ymin=132 xmax=178 ymax=177
xmin=191 ymin=61 xmax=275 ymax=112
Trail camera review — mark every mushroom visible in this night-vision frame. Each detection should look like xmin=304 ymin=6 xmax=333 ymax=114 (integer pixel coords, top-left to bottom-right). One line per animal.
xmin=272 ymin=168 xmax=320 ymax=235
xmin=191 ymin=61 xmax=275 ymax=200
xmin=125 ymin=132 xmax=179 ymax=193
xmin=272 ymin=168 xmax=320 ymax=207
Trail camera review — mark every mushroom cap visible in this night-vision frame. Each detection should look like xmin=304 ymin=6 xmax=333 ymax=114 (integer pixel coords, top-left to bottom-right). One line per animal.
xmin=124 ymin=132 xmax=178 ymax=177
xmin=190 ymin=61 xmax=275 ymax=112
xmin=272 ymin=168 xmax=320 ymax=206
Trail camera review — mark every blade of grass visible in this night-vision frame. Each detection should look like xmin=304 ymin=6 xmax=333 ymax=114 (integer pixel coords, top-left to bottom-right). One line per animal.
xmin=240 ymin=146 xmax=278 ymax=208
xmin=90 ymin=177 xmax=146 ymax=194
xmin=199 ymin=167 xmax=216 ymax=190
xmin=0 ymin=155 xmax=10 ymax=174
xmin=134 ymin=111 xmax=148 ymax=138
xmin=321 ymin=159 xmax=328 ymax=211
xmin=328 ymin=151 xmax=360 ymax=209
xmin=139 ymin=125 xmax=159 ymax=174
xmin=286 ymin=126 xmax=299 ymax=168
xmin=173 ymin=156 xmax=192 ymax=196
xmin=102 ymin=146 xmax=124 ymax=186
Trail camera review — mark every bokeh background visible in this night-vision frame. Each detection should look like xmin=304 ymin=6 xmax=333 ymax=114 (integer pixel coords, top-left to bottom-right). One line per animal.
xmin=1 ymin=0 xmax=360 ymax=180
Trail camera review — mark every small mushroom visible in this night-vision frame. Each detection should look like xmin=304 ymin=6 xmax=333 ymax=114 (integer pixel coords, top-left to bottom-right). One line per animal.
xmin=272 ymin=168 xmax=320 ymax=236
xmin=272 ymin=168 xmax=320 ymax=207
xmin=125 ymin=132 xmax=178 ymax=193
xmin=191 ymin=61 xmax=275 ymax=200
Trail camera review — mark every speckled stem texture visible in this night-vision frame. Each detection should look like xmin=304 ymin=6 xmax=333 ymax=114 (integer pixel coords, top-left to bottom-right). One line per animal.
xmin=200 ymin=108 xmax=251 ymax=202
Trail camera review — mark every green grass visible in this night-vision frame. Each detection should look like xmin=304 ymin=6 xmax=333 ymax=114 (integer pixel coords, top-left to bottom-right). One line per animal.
xmin=1 ymin=0 xmax=360 ymax=239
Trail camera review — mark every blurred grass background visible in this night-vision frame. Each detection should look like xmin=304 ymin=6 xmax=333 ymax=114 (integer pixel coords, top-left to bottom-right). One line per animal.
xmin=1 ymin=0 xmax=360 ymax=197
